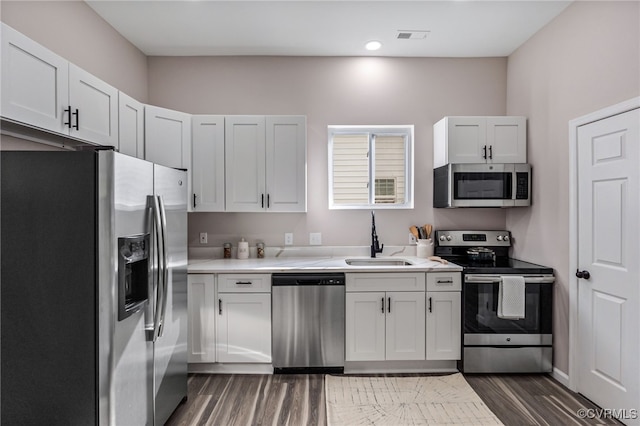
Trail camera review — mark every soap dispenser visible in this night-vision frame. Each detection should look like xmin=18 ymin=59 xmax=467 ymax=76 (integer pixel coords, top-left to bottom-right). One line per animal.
xmin=237 ymin=238 xmax=249 ymax=259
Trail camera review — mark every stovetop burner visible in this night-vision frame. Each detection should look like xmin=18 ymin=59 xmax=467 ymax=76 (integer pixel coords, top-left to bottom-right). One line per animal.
xmin=434 ymin=230 xmax=553 ymax=275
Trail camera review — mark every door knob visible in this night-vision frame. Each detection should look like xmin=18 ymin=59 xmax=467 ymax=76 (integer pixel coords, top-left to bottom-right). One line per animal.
xmin=576 ymin=269 xmax=591 ymax=280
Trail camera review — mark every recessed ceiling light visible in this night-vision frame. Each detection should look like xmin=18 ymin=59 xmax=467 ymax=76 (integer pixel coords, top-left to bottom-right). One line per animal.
xmin=365 ymin=40 xmax=382 ymax=51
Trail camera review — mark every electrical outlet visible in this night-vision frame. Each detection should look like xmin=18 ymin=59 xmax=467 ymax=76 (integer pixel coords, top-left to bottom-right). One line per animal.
xmin=409 ymin=233 xmax=417 ymax=244
xmin=284 ymin=233 xmax=294 ymax=245
xmin=310 ymin=233 xmax=322 ymax=245
xmin=199 ymin=232 xmax=208 ymax=244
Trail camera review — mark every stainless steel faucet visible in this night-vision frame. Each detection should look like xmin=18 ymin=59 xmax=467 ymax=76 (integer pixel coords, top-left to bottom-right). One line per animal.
xmin=370 ymin=211 xmax=384 ymax=258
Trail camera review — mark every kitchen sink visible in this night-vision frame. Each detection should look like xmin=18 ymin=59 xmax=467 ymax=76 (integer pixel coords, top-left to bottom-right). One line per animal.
xmin=344 ymin=258 xmax=414 ymax=266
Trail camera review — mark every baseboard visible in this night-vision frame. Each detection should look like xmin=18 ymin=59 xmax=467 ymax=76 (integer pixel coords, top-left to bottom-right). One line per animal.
xmin=551 ymin=367 xmax=570 ymax=388
xmin=189 ymin=363 xmax=274 ymax=374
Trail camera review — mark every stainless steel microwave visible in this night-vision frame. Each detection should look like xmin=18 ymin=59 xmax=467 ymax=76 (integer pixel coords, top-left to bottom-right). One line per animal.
xmin=433 ymin=163 xmax=531 ymax=208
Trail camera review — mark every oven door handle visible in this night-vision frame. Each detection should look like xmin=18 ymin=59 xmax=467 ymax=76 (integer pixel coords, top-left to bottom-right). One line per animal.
xmin=464 ymin=275 xmax=555 ymax=284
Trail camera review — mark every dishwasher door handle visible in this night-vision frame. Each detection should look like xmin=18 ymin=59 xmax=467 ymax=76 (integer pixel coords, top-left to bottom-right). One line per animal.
xmin=296 ymin=279 xmax=323 ymax=285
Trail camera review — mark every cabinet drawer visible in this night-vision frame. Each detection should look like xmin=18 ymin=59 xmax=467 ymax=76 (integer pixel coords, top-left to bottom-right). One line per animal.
xmin=426 ymin=272 xmax=461 ymax=292
xmin=346 ymin=273 xmax=425 ymax=292
xmin=217 ymin=274 xmax=271 ymax=293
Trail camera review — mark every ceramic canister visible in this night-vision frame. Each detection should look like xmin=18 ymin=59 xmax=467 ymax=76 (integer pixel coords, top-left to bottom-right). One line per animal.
xmin=237 ymin=238 xmax=249 ymax=259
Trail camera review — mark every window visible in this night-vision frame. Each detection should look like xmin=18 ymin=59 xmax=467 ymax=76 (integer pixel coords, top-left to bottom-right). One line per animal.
xmin=328 ymin=125 xmax=414 ymax=209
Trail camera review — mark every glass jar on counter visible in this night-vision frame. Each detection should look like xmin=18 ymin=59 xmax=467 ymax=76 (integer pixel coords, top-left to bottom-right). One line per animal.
xmin=223 ymin=242 xmax=232 ymax=259
xmin=257 ymin=242 xmax=265 ymax=259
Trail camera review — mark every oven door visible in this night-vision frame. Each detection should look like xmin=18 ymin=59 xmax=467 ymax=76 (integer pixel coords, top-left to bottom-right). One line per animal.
xmin=462 ymin=274 xmax=554 ymax=373
xmin=463 ymin=274 xmax=553 ymax=339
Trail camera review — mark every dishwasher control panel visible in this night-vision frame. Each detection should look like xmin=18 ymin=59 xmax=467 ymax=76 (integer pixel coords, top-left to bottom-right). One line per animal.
xmin=272 ymin=273 xmax=345 ymax=286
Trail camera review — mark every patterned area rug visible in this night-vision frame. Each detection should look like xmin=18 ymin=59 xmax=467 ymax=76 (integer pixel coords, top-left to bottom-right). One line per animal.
xmin=325 ymin=373 xmax=503 ymax=425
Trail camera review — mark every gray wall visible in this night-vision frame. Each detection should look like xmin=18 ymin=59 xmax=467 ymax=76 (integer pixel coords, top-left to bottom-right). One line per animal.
xmin=505 ymin=0 xmax=640 ymax=375
xmin=148 ymin=56 xmax=509 ymax=248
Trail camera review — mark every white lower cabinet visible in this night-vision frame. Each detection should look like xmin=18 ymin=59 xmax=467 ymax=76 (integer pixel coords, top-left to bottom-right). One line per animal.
xmin=216 ymin=274 xmax=272 ymax=363
xmin=187 ymin=274 xmax=216 ymax=363
xmin=426 ymin=272 xmax=462 ymax=361
xmin=345 ymin=273 xmax=426 ymax=362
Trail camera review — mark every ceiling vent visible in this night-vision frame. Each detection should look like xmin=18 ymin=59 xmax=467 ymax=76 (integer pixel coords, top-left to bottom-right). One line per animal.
xmin=396 ymin=30 xmax=430 ymax=40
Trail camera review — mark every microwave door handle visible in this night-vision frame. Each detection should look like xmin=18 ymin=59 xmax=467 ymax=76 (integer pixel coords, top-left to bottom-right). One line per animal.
xmin=512 ymin=171 xmax=518 ymax=200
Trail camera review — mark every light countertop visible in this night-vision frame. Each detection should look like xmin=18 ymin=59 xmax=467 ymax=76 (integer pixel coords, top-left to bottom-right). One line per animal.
xmin=188 ymin=256 xmax=462 ymax=274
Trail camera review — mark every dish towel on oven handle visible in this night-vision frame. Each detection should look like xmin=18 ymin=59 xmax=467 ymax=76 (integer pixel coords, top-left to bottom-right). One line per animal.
xmin=498 ymin=276 xmax=525 ymax=319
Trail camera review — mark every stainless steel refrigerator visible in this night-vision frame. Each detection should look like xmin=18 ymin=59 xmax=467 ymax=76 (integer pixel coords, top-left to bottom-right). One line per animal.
xmin=1 ymin=149 xmax=188 ymax=425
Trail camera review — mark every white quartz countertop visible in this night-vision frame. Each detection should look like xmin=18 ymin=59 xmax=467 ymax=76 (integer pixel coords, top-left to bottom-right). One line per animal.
xmin=188 ymin=256 xmax=462 ymax=274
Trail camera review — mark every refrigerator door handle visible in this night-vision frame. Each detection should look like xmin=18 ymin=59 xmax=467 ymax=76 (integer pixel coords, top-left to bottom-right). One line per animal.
xmin=157 ymin=195 xmax=169 ymax=338
xmin=146 ymin=195 xmax=164 ymax=342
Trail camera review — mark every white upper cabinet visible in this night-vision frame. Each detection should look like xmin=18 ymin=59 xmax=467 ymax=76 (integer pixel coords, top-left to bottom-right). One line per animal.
xmin=265 ymin=116 xmax=307 ymax=212
xmin=192 ymin=115 xmax=225 ymax=212
xmin=1 ymin=23 xmax=118 ymax=147
xmin=225 ymin=115 xmax=306 ymax=212
xmin=1 ymin=23 xmax=69 ymax=134
xmin=68 ymin=64 xmax=118 ymax=147
xmin=145 ymin=105 xmax=191 ymax=170
xmin=118 ymin=93 xmax=145 ymax=158
xmin=433 ymin=116 xmax=526 ymax=167
xmin=225 ymin=115 xmax=267 ymax=212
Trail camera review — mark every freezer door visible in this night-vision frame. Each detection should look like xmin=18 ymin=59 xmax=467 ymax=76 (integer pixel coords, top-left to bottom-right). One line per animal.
xmin=105 ymin=152 xmax=155 ymax=426
xmin=152 ymin=164 xmax=188 ymax=425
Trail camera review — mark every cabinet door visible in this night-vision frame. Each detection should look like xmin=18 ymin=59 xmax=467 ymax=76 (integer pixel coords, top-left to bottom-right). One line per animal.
xmin=192 ymin=115 xmax=225 ymax=212
xmin=1 ymin=23 xmax=69 ymax=134
xmin=486 ymin=116 xmax=527 ymax=163
xmin=447 ymin=117 xmax=487 ymax=163
xmin=145 ymin=105 xmax=192 ymax=170
xmin=426 ymin=291 xmax=461 ymax=360
xmin=265 ymin=116 xmax=307 ymax=212
xmin=345 ymin=292 xmax=386 ymax=361
xmin=386 ymin=292 xmax=426 ymax=360
xmin=225 ymin=116 xmax=266 ymax=212
xmin=216 ymin=293 xmax=271 ymax=363
xmin=118 ymin=92 xmax=145 ymax=158
xmin=187 ymin=275 xmax=216 ymax=363
xmin=68 ymin=64 xmax=118 ymax=146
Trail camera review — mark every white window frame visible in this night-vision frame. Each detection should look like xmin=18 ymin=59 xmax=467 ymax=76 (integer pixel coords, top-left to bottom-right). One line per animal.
xmin=328 ymin=125 xmax=414 ymax=209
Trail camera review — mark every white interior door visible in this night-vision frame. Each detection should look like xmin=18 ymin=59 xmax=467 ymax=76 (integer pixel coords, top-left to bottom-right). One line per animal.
xmin=577 ymin=107 xmax=639 ymax=422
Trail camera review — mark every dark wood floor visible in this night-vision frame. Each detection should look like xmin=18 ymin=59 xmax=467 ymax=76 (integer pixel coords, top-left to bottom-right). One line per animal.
xmin=166 ymin=373 xmax=621 ymax=426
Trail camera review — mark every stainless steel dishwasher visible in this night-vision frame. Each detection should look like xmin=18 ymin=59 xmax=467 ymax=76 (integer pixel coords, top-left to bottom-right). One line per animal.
xmin=272 ymin=273 xmax=345 ymax=373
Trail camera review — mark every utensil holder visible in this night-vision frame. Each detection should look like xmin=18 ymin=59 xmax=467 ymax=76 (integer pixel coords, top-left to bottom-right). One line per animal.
xmin=416 ymin=239 xmax=433 ymax=258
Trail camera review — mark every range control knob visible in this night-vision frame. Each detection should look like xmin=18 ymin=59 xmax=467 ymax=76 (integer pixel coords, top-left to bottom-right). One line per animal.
xmin=504 ymin=235 xmax=510 ymax=242
xmin=446 ymin=235 xmax=452 ymax=241
xmin=439 ymin=235 xmax=446 ymax=242
xmin=497 ymin=235 xmax=503 ymax=241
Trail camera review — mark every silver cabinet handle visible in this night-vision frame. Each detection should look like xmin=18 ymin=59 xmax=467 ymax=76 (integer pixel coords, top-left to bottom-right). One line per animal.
xmin=236 ymin=281 xmax=253 ymax=285
xmin=436 ymin=279 xmax=454 ymax=284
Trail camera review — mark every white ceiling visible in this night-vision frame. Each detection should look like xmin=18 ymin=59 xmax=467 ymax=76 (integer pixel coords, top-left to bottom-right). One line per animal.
xmin=86 ymin=0 xmax=572 ymax=57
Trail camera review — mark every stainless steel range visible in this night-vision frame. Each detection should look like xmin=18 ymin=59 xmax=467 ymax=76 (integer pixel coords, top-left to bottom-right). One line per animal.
xmin=435 ymin=230 xmax=555 ymax=373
